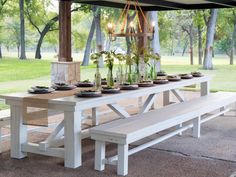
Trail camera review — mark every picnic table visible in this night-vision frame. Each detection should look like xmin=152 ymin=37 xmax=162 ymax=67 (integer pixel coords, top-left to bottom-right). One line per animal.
xmin=0 ymin=76 xmax=211 ymax=168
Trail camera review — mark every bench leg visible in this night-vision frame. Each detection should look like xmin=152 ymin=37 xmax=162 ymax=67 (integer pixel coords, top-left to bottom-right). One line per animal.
xmin=117 ymin=144 xmax=128 ymax=176
xmin=178 ymin=123 xmax=183 ymax=136
xmin=94 ymin=141 xmax=106 ymax=171
xmin=0 ymin=128 xmax=2 ymax=153
xmin=193 ymin=116 xmax=201 ymax=138
xmin=220 ymin=106 xmax=226 ymax=116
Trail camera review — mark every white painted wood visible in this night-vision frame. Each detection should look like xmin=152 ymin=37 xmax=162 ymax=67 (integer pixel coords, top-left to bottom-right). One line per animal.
xmin=171 ymin=89 xmax=185 ymax=102
xmin=106 ymin=124 xmax=193 ymax=164
xmin=220 ymin=106 xmax=226 ymax=116
xmin=92 ymin=107 xmax=99 ymax=126
xmin=64 ymin=110 xmax=82 ymax=168
xmin=193 ymin=117 xmax=201 ymax=138
xmin=91 ymin=92 xmax=236 ymax=175
xmin=39 ymin=120 xmax=64 ymax=151
xmin=163 ymin=90 xmax=170 ymax=106
xmin=200 ymin=108 xmax=230 ymax=124
xmin=201 ymin=81 xmax=210 ymax=96
xmin=117 ymin=144 xmax=128 ymax=176
xmin=139 ymin=94 xmax=156 ymax=114
xmin=94 ymin=141 xmax=106 ymax=171
xmin=22 ymin=143 xmax=64 ymax=158
xmin=0 ymin=109 xmax=10 ymax=120
xmin=10 ymin=105 xmax=27 ymax=159
xmin=107 ymin=103 xmax=130 ymax=118
xmin=138 ymin=96 xmax=143 ymax=110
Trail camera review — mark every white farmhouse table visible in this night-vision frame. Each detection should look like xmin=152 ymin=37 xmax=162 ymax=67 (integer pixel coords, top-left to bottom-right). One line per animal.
xmin=0 ymin=76 xmax=211 ymax=169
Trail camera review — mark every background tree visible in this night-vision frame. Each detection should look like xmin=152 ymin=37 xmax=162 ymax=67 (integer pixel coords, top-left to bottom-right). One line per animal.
xmin=0 ymin=0 xmax=8 ymax=58
xmin=203 ymin=9 xmax=218 ymax=70
xmin=19 ymin=0 xmax=27 ymax=59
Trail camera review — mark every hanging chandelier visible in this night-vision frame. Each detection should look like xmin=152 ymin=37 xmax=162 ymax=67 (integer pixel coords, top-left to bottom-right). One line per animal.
xmin=107 ymin=0 xmax=155 ymax=42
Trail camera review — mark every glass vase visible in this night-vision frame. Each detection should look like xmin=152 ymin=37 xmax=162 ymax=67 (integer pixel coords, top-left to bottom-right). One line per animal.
xmin=107 ymin=69 xmax=114 ymax=87
xmin=94 ymin=67 xmax=101 ymax=91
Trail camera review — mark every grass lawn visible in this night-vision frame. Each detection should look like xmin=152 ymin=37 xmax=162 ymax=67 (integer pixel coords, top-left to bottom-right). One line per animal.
xmin=0 ymin=55 xmax=236 ymax=109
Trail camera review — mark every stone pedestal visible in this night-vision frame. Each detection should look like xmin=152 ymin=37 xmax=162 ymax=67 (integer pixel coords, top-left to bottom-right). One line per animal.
xmin=51 ymin=61 xmax=80 ymax=84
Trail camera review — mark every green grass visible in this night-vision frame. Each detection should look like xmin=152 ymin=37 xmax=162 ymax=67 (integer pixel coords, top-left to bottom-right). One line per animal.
xmin=0 ymin=58 xmax=51 ymax=82
xmin=0 ymin=56 xmax=236 ymax=94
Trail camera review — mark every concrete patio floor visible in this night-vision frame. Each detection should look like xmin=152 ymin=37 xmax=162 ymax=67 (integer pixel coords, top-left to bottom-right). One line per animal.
xmin=0 ymin=91 xmax=236 ymax=177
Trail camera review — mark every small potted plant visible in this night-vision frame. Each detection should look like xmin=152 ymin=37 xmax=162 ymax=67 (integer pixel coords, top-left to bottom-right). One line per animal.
xmin=115 ymin=53 xmax=126 ymax=85
xmin=120 ymin=54 xmax=139 ymax=90
xmin=102 ymin=51 xmax=120 ymax=94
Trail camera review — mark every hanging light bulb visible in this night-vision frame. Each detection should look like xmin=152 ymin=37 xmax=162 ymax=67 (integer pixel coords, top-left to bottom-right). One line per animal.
xmin=130 ymin=21 xmax=134 ymax=28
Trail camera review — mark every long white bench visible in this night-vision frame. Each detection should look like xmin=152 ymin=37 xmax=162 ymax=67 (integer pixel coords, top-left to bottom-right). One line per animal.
xmin=0 ymin=109 xmax=11 ymax=153
xmin=91 ymin=92 xmax=236 ymax=176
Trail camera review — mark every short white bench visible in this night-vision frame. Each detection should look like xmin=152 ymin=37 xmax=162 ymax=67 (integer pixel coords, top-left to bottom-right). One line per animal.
xmin=0 ymin=109 xmax=10 ymax=153
xmin=91 ymin=92 xmax=236 ymax=176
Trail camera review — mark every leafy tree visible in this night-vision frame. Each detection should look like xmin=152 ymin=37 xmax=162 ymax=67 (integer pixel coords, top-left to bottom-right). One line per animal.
xmin=203 ymin=9 xmax=218 ymax=70
xmin=19 ymin=0 xmax=27 ymax=59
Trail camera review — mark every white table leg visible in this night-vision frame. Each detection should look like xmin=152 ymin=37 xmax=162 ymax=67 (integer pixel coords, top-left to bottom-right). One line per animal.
xmin=107 ymin=103 xmax=130 ymax=118
xmin=64 ymin=110 xmax=82 ymax=168
xmin=117 ymin=144 xmax=128 ymax=176
xmin=201 ymin=81 xmax=210 ymax=96
xmin=94 ymin=140 xmax=106 ymax=171
xmin=10 ymin=105 xmax=27 ymax=158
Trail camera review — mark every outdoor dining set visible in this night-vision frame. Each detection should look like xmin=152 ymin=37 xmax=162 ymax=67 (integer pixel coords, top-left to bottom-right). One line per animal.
xmin=1 ymin=66 xmax=236 ymax=176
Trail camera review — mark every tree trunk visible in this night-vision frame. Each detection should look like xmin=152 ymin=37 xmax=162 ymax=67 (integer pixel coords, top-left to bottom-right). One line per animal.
xmin=94 ymin=6 xmax=104 ymax=67
xmin=35 ymin=33 xmax=44 ymax=59
xmin=198 ymin=25 xmax=203 ymax=65
xmin=35 ymin=16 xmax=59 ymax=59
xmin=189 ymin=25 xmax=194 ymax=65
xmin=150 ymin=11 xmax=161 ymax=71
xmin=230 ymin=14 xmax=236 ymax=65
xmin=0 ymin=43 xmax=2 ymax=58
xmin=182 ymin=39 xmax=188 ymax=56
xmin=82 ymin=18 xmax=95 ymax=66
xmin=203 ymin=9 xmax=218 ymax=70
xmin=19 ymin=0 xmax=27 ymax=59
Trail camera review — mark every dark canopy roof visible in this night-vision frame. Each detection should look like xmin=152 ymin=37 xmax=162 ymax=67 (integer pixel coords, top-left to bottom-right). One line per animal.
xmin=71 ymin=0 xmax=236 ymax=11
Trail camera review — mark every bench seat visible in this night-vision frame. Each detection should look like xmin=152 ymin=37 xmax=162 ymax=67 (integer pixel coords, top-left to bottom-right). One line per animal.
xmin=91 ymin=92 xmax=236 ymax=176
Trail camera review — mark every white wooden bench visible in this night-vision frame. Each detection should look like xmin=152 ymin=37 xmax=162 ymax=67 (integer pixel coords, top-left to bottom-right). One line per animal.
xmin=0 ymin=109 xmax=11 ymax=153
xmin=91 ymin=92 xmax=236 ymax=176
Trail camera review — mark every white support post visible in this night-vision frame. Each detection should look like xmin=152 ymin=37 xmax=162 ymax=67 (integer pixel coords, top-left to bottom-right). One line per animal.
xmin=64 ymin=110 xmax=82 ymax=168
xmin=117 ymin=144 xmax=128 ymax=176
xmin=139 ymin=94 xmax=156 ymax=114
xmin=193 ymin=116 xmax=201 ymax=138
xmin=201 ymin=81 xmax=210 ymax=96
xmin=92 ymin=107 xmax=99 ymax=126
xmin=107 ymin=103 xmax=130 ymax=118
xmin=163 ymin=91 xmax=171 ymax=106
xmin=94 ymin=141 xmax=106 ymax=171
xmin=178 ymin=123 xmax=183 ymax=136
xmin=10 ymin=105 xmax=27 ymax=159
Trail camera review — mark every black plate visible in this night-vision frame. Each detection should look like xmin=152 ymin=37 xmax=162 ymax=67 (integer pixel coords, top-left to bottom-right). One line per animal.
xmin=75 ymin=91 xmax=102 ymax=98
xmin=120 ymin=84 xmax=139 ymax=90
xmin=75 ymin=82 xmax=94 ymax=87
xmin=153 ymin=79 xmax=169 ymax=84
xmin=101 ymin=88 xmax=120 ymax=94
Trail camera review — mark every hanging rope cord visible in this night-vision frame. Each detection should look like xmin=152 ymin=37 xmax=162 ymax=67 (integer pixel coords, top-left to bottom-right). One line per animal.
xmin=114 ymin=0 xmax=151 ymax=34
